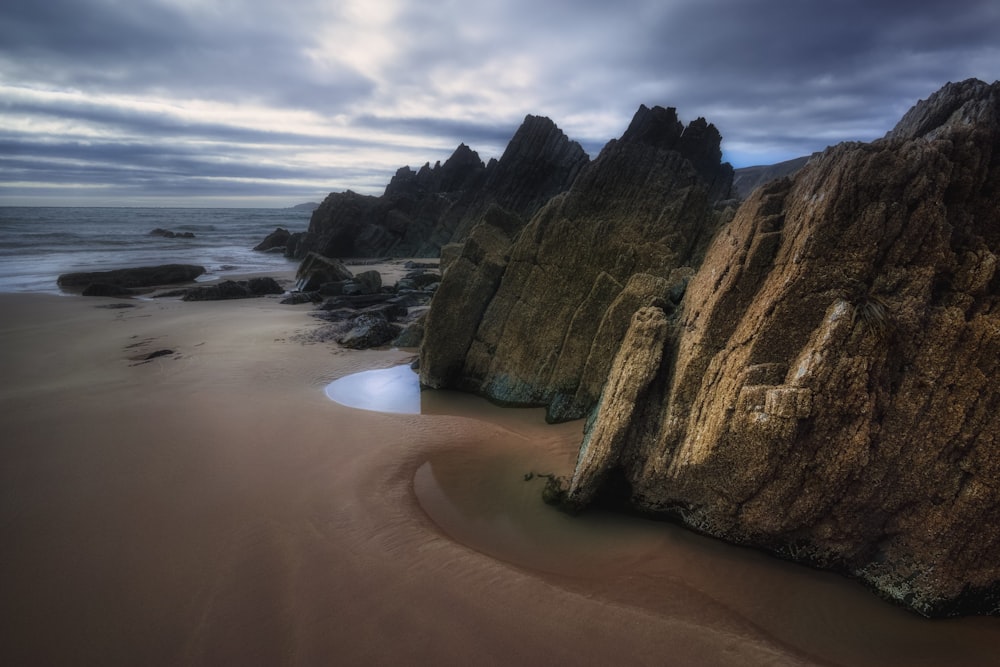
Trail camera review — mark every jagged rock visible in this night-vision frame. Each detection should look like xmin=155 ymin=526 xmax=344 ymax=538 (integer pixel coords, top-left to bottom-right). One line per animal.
xmin=566 ymin=306 xmax=670 ymax=509
xmin=58 ymin=264 xmax=206 ymax=288
xmin=281 ymin=116 xmax=589 ymax=260
xmin=150 ymin=228 xmax=195 ymax=238
xmin=295 ymin=252 xmax=353 ymax=291
xmin=254 ymin=227 xmax=291 ymax=252
xmin=181 ymin=277 xmax=284 ymax=301
xmin=420 ymin=105 xmax=734 ymax=420
xmin=568 ymin=79 xmax=1000 ymax=617
xmin=351 ymin=270 xmax=382 ymax=295
xmin=419 ymin=205 xmax=525 ymax=393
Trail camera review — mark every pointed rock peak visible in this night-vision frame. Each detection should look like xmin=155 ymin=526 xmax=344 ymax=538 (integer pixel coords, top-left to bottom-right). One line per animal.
xmin=887 ymin=78 xmax=1000 ymax=141
xmin=444 ymin=142 xmax=484 ymax=169
xmin=497 ymin=113 xmax=588 ymax=165
xmin=620 ymin=104 xmax=684 ymax=149
xmin=677 ymin=116 xmax=724 ymax=164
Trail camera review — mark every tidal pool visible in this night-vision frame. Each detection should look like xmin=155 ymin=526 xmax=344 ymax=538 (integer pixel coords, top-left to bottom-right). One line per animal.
xmin=325 ymin=364 xmax=421 ymax=414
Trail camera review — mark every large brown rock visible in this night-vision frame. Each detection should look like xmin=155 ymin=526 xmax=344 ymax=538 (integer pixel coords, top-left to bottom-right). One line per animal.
xmin=420 ymin=105 xmax=734 ymax=421
xmin=570 ymin=79 xmax=1000 ymax=617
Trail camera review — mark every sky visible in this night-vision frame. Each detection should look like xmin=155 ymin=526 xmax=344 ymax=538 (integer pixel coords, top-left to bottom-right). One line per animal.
xmin=1 ymin=0 xmax=998 ymax=207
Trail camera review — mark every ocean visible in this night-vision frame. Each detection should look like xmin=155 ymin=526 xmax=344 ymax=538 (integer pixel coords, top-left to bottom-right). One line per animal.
xmin=0 ymin=207 xmax=311 ymax=294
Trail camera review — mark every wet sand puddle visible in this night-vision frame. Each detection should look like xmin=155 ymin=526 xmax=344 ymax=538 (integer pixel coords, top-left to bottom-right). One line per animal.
xmin=328 ymin=365 xmax=1000 ymax=667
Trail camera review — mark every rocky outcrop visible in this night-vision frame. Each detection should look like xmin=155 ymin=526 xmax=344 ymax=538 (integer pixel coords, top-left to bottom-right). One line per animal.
xmin=566 ymin=79 xmax=1000 ymax=617
xmin=58 ymin=264 xmax=206 ymax=289
xmin=181 ymin=277 xmax=285 ymax=301
xmin=420 ymin=105 xmax=735 ymax=421
xmin=288 ymin=116 xmax=589 ymax=259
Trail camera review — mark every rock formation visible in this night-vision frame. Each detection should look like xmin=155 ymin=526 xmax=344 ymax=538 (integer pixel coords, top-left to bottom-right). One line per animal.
xmin=420 ymin=105 xmax=735 ymax=421
xmin=564 ymin=79 xmax=1000 ymax=617
xmin=288 ymin=116 xmax=589 ymax=259
xmin=57 ymin=264 xmax=206 ymax=290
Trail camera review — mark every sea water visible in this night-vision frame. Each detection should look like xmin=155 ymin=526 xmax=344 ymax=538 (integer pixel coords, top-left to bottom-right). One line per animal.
xmin=0 ymin=207 xmax=311 ymax=294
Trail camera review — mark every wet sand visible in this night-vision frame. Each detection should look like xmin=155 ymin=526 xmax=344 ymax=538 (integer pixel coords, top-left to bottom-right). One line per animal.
xmin=1 ymin=288 xmax=998 ymax=666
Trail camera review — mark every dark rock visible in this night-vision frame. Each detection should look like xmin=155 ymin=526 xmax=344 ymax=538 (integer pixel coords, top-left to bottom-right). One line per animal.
xmin=58 ymin=264 xmax=205 ymax=289
xmin=181 ymin=277 xmax=284 ymax=301
xmin=392 ymin=312 xmax=426 ymax=348
xmin=246 ymin=276 xmax=284 ymax=295
xmin=337 ymin=312 xmax=400 ymax=349
xmin=294 ymin=252 xmax=353 ymax=291
xmin=298 ymin=115 xmax=589 ymax=259
xmin=254 ymin=227 xmax=291 ymax=252
xmin=403 ymin=260 xmax=439 ymax=269
xmin=403 ymin=271 xmax=442 ymax=288
xmin=320 ymin=293 xmax=394 ymax=309
xmin=150 ymin=228 xmax=195 ymax=238
xmin=352 ymin=270 xmax=382 ymax=295
xmin=318 ymin=281 xmax=348 ymax=296
xmin=280 ymin=291 xmax=322 ymax=305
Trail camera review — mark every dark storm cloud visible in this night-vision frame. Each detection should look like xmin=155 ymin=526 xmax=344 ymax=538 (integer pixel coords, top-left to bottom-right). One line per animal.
xmin=0 ymin=0 xmax=997 ymax=205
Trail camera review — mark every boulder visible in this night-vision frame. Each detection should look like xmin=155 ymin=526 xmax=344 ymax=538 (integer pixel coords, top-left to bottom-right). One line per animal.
xmin=294 ymin=252 xmax=353 ymax=292
xmin=181 ymin=277 xmax=284 ymax=301
xmin=58 ymin=264 xmax=205 ymax=288
xmin=337 ymin=312 xmax=399 ymax=349
xmin=352 ymin=270 xmax=383 ymax=295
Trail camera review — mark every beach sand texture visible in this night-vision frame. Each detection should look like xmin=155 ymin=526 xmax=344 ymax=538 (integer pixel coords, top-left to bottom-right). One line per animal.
xmin=1 ymin=291 xmax=998 ymax=666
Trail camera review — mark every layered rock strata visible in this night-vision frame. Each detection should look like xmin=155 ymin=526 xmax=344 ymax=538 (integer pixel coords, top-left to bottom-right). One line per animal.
xmin=420 ymin=105 xmax=735 ymax=421
xmin=567 ymin=79 xmax=1000 ymax=616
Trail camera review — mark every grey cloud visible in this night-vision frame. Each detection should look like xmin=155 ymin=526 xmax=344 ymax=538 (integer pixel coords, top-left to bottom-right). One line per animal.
xmin=1 ymin=0 xmax=998 ymax=204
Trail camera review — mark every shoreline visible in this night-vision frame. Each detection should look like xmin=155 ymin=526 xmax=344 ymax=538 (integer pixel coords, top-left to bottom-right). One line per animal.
xmin=1 ymin=289 xmax=998 ymax=666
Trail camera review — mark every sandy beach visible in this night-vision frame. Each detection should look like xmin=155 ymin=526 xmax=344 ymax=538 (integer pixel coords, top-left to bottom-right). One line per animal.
xmin=2 ymin=281 xmax=999 ymax=666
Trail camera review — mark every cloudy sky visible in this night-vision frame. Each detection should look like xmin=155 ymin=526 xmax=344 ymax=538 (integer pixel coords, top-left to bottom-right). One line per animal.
xmin=1 ymin=0 xmax=997 ymax=207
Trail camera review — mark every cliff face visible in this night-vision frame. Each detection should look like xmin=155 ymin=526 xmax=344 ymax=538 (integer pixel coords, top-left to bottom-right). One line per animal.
xmin=568 ymin=79 xmax=1000 ymax=616
xmin=420 ymin=105 xmax=735 ymax=421
xmin=296 ymin=116 xmax=588 ymax=259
